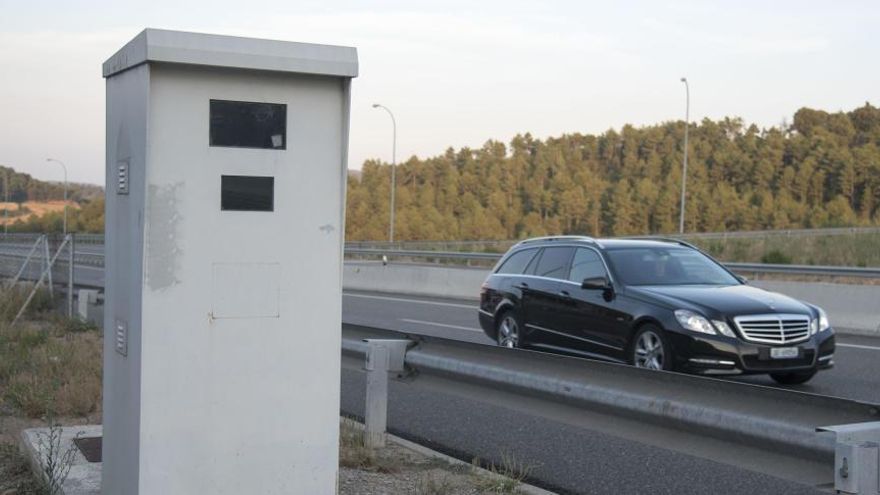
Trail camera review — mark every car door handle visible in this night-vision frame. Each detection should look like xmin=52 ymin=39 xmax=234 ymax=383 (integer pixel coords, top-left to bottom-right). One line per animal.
xmin=515 ymin=282 xmax=530 ymax=289
xmin=559 ymin=290 xmax=571 ymax=298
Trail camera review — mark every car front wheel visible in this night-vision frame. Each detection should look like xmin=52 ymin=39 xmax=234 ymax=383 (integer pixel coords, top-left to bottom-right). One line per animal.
xmin=770 ymin=370 xmax=817 ymax=385
xmin=631 ymin=325 xmax=673 ymax=371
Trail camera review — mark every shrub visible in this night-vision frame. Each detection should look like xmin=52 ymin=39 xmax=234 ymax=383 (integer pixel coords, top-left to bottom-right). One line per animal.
xmin=0 ymin=289 xmax=103 ymax=418
xmin=761 ymin=249 xmax=793 ymax=264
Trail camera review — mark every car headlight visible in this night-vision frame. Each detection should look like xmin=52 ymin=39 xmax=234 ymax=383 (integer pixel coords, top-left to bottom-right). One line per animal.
xmin=816 ymin=308 xmax=830 ymax=333
xmin=674 ymin=310 xmax=716 ymax=335
xmin=711 ymin=320 xmax=737 ymax=338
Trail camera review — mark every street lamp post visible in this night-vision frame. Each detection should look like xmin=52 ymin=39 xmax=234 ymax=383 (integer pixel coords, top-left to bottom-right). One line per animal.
xmin=679 ymin=77 xmax=690 ymax=234
xmin=46 ymin=158 xmax=68 ymax=235
xmin=372 ymin=103 xmax=397 ymax=243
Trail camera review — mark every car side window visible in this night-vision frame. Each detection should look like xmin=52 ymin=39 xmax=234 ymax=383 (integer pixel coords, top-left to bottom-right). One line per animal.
xmin=533 ymin=247 xmax=574 ymax=280
xmin=568 ymin=248 xmax=607 ymax=283
xmin=496 ymin=249 xmax=537 ymax=275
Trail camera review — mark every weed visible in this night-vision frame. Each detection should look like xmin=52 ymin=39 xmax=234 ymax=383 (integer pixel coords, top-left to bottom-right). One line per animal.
xmin=471 ymin=452 xmax=534 ymax=494
xmin=34 ymin=419 xmax=82 ymax=495
xmin=338 ymin=420 xmax=399 ymax=473
xmin=415 ymin=472 xmax=455 ymax=495
xmin=0 ymin=441 xmax=46 ymax=495
xmin=0 ymin=285 xmax=53 ymax=322
xmin=55 ymin=316 xmax=98 ymax=334
xmin=339 ymin=420 xmax=376 ymax=469
xmin=0 ymin=289 xmax=103 ymax=419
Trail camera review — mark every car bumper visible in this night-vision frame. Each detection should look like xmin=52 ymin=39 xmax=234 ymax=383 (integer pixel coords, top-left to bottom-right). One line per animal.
xmin=478 ymin=309 xmax=495 ymax=339
xmin=668 ymin=327 xmax=836 ymax=375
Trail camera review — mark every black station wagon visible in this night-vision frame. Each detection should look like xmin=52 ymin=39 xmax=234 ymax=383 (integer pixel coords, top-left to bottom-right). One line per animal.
xmin=478 ymin=236 xmax=835 ymax=384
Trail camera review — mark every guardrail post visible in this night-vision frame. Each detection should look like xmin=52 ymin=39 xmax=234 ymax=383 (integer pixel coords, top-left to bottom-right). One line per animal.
xmin=818 ymin=422 xmax=880 ymax=494
xmin=363 ymin=339 xmax=410 ymax=449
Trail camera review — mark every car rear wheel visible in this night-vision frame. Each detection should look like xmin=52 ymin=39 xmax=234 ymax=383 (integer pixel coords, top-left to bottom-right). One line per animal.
xmin=769 ymin=370 xmax=816 ymax=385
xmin=496 ymin=311 xmax=521 ymax=349
xmin=631 ymin=325 xmax=673 ymax=371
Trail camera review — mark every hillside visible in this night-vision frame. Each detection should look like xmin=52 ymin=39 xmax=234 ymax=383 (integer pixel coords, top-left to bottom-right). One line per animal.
xmin=0 ymin=166 xmax=103 ymax=204
xmin=346 ymin=103 xmax=880 ymax=241
xmin=4 ymin=103 xmax=879 ymax=238
xmin=0 ymin=167 xmax=104 ymax=233
xmin=0 ymin=201 xmax=78 ymax=225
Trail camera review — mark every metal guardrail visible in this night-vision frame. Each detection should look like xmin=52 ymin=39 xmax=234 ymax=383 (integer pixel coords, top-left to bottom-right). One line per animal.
xmin=341 ymin=324 xmax=879 ymax=467
xmin=725 ymin=262 xmax=880 ymax=278
xmin=1 ymin=236 xmax=879 ymax=283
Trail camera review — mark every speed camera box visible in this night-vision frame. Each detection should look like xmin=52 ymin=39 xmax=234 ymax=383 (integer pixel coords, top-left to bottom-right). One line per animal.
xmin=102 ymin=29 xmax=356 ymax=494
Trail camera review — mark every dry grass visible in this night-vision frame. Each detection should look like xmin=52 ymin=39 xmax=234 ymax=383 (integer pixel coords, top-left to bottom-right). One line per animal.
xmin=0 ymin=285 xmax=54 ymax=323
xmin=339 ymin=418 xmax=536 ymax=494
xmin=0 ymin=201 xmax=79 ymax=226
xmin=338 ymin=419 xmax=399 ymax=473
xmin=0 ymin=440 xmax=46 ymax=494
xmin=339 ymin=419 xmax=376 ymax=469
xmin=0 ymin=287 xmax=102 ymax=419
xmin=1 ymin=327 xmax=102 ymax=418
xmin=415 ymin=471 xmax=455 ymax=494
xmin=471 ymin=453 xmax=534 ymax=494
xmin=0 ymin=285 xmax=101 ymax=494
xmin=691 ymin=232 xmax=880 ymax=268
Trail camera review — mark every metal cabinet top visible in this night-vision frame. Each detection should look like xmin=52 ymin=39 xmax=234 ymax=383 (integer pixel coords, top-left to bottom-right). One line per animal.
xmin=103 ymin=28 xmax=358 ymax=79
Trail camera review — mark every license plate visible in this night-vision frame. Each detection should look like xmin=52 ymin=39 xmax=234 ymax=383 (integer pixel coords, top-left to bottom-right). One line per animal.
xmin=770 ymin=347 xmax=799 ymax=359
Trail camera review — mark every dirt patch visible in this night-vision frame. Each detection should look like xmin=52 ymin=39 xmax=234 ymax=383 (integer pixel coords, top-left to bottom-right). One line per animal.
xmin=0 ymin=201 xmax=79 ymax=226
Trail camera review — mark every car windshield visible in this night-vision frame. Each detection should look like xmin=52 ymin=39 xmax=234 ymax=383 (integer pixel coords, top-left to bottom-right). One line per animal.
xmin=605 ymin=247 xmax=740 ymax=286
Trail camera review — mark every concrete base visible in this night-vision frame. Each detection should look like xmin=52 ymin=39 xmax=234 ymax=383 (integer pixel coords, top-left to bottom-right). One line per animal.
xmin=20 ymin=425 xmax=102 ymax=495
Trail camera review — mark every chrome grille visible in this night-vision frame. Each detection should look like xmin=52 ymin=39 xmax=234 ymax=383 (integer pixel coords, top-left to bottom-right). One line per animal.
xmin=733 ymin=314 xmax=811 ymax=344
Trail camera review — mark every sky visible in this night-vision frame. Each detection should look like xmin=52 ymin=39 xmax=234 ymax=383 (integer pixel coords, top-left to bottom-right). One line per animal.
xmin=0 ymin=0 xmax=878 ymax=185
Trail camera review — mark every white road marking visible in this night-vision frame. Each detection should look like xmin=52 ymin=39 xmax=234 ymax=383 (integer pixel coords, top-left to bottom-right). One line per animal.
xmin=837 ymin=343 xmax=880 ymax=351
xmin=399 ymin=318 xmax=483 ymax=333
xmin=342 ymin=292 xmax=477 ymax=309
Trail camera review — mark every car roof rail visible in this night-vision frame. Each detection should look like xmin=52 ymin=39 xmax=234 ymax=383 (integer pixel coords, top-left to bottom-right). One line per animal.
xmin=514 ymin=235 xmax=602 ymax=248
xmin=622 ymin=236 xmax=699 ymax=249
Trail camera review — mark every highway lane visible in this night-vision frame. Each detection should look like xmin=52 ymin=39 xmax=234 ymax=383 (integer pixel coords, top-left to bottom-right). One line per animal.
xmin=340 ymin=363 xmax=826 ymax=495
xmin=342 ymin=290 xmax=880 ymax=404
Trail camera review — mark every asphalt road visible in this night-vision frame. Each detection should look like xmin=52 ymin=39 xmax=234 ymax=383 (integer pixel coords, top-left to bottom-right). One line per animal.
xmin=340 ymin=367 xmax=828 ymax=495
xmin=341 ymin=290 xmax=880 ymax=404
xmin=340 ymin=290 xmax=880 ymax=494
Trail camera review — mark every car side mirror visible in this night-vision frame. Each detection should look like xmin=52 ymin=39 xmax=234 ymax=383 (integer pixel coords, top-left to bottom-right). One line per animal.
xmin=581 ymin=276 xmax=609 ymax=290
xmin=582 ymin=276 xmax=615 ymax=301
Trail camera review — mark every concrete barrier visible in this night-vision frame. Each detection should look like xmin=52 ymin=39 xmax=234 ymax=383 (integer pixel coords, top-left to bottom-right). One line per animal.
xmin=750 ymin=280 xmax=880 ymax=335
xmin=342 ymin=262 xmax=880 ymax=334
xmin=344 ymin=261 xmax=486 ymax=300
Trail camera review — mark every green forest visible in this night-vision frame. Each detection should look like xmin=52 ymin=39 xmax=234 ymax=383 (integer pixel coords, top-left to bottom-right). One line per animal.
xmin=346 ymin=103 xmax=880 ymax=241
